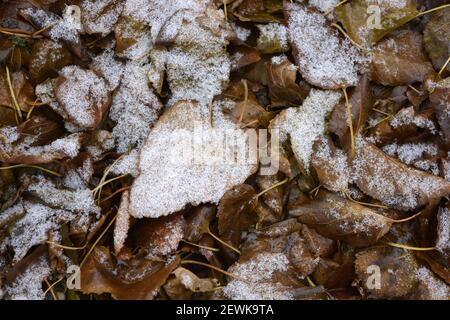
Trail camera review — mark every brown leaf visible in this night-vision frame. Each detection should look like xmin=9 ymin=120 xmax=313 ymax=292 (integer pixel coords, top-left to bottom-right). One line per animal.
xmin=28 ymin=39 xmax=72 ymax=83
xmin=217 ymin=184 xmax=259 ymax=251
xmin=184 ymin=205 xmax=216 ymax=243
xmin=335 ymin=0 xmax=419 ymax=47
xmin=266 ymin=56 xmax=309 ymax=108
xmin=370 ymin=30 xmax=435 ymax=86
xmin=289 ymin=190 xmax=392 ymax=247
xmin=329 ymin=74 xmax=373 ymax=150
xmin=311 ymin=137 xmax=349 ymax=192
xmin=55 ymin=66 xmax=111 ymax=130
xmin=0 ymin=69 xmax=34 ymax=112
xmin=354 ymin=246 xmax=419 ymax=299
xmin=221 ymin=81 xmax=274 ymax=128
xmin=172 ymin=267 xmax=219 ymax=292
xmin=114 ymin=190 xmax=131 ymax=255
xmin=129 ymin=213 xmax=185 ymax=259
xmin=256 ymin=174 xmax=284 ymax=220
xmin=17 ymin=115 xmax=63 ymax=146
xmin=424 ymin=7 xmax=450 ymax=75
xmin=80 ymin=246 xmax=179 ymax=300
xmin=230 ymin=45 xmax=261 ymax=71
xmin=351 ymin=138 xmax=450 ymax=211
xmin=232 ymin=0 xmax=284 ymax=23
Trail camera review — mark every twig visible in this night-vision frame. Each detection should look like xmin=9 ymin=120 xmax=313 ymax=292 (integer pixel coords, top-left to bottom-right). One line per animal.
xmin=0 ymin=164 xmax=61 ymax=177
xmin=342 ymin=87 xmax=355 ymax=159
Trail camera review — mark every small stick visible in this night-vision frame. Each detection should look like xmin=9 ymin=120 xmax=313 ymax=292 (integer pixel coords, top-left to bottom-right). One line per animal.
xmin=343 ymin=87 xmax=355 ymax=160
xmin=384 ymin=242 xmax=436 ymax=251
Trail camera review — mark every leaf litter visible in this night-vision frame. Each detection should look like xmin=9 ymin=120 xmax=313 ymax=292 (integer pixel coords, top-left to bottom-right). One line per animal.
xmin=0 ymin=0 xmax=449 ymax=301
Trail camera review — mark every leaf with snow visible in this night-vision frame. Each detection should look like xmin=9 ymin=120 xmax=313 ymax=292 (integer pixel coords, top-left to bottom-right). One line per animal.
xmin=289 ymin=190 xmax=391 ymax=247
xmin=351 ymin=138 xmax=450 ymax=211
xmin=129 ymin=100 xmax=258 ymax=218
xmin=370 ymin=30 xmax=435 ymax=86
xmin=284 ymin=2 xmax=366 ymax=89
xmin=269 ymin=89 xmax=342 ymax=173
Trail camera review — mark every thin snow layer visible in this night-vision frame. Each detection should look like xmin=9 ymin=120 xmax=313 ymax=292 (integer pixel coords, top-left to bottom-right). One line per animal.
xmin=9 ymin=201 xmax=74 ymax=263
xmin=308 ymin=0 xmax=340 ymax=13
xmin=285 ymin=3 xmax=365 ymax=88
xmin=118 ymin=0 xmax=209 ymax=59
xmin=56 ymin=65 xmax=110 ymax=129
xmin=90 ymin=50 xmax=124 ymax=91
xmin=129 ymin=100 xmax=258 ymax=218
xmin=416 ymin=267 xmax=450 ymax=300
xmin=270 ymin=89 xmax=342 ymax=172
xmin=382 ymin=142 xmax=438 ymax=165
xmin=5 ymin=256 xmax=51 ymax=300
xmin=164 ymin=6 xmax=231 ymax=106
xmin=81 ymin=0 xmax=123 ymax=36
xmin=109 ymin=61 xmax=163 ymax=153
xmin=256 ymin=23 xmax=289 ymax=52
xmin=114 ymin=190 xmax=130 ymax=254
xmin=436 ymin=207 xmax=450 ymax=256
xmin=351 ymin=138 xmax=450 ymax=211
xmin=223 ymin=253 xmax=294 ymax=300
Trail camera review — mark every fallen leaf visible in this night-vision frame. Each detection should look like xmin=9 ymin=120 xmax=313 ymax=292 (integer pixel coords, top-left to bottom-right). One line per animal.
xmin=311 ymin=137 xmax=349 ymax=192
xmin=266 ymin=55 xmax=309 ymax=108
xmin=423 ymin=7 xmax=450 ymax=75
xmin=329 ymin=74 xmax=374 ymax=151
xmin=351 ymin=138 xmax=450 ymax=211
xmin=129 ymin=100 xmax=257 ymax=218
xmin=370 ymin=30 xmax=435 ymax=86
xmin=289 ymin=190 xmax=392 ymax=247
xmin=80 ymin=246 xmax=180 ymax=300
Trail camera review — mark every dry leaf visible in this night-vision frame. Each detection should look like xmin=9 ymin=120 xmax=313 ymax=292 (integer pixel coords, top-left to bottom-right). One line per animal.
xmin=289 ymin=190 xmax=392 ymax=247
xmin=370 ymin=30 xmax=435 ymax=86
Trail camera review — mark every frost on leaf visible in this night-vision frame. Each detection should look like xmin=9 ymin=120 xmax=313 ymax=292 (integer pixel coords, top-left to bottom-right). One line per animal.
xmin=55 ymin=66 xmax=111 ymax=131
xmin=80 ymin=0 xmax=123 ymax=36
xmin=351 ymin=138 xmax=450 ymax=211
xmin=284 ymin=2 xmax=366 ymax=89
xmin=0 ymin=125 xmax=84 ymax=164
xmin=109 ymin=61 xmax=163 ymax=153
xmin=289 ymin=190 xmax=391 ymax=247
xmin=129 ymin=100 xmax=258 ymax=218
xmin=162 ymin=4 xmax=233 ymax=106
xmin=270 ymin=89 xmax=342 ymax=172
xmin=5 ymin=255 xmax=51 ymax=300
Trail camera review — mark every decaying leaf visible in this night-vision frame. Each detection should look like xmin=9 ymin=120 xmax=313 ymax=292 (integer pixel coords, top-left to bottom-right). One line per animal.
xmin=80 ymin=246 xmax=179 ymax=300
xmin=351 ymin=138 xmax=450 ymax=211
xmin=55 ymin=66 xmax=111 ymax=130
xmin=311 ymin=137 xmax=349 ymax=192
xmin=266 ymin=55 xmax=309 ymax=108
xmin=172 ymin=267 xmax=219 ymax=292
xmin=370 ymin=30 xmax=435 ymax=86
xmin=289 ymin=190 xmax=392 ymax=247
xmin=424 ymin=7 xmax=450 ymax=74
xmin=329 ymin=74 xmax=373 ymax=151
xmin=335 ymin=0 xmax=419 ymax=47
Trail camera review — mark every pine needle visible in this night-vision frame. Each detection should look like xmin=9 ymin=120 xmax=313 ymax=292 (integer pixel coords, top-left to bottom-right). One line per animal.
xmin=80 ymin=214 xmax=117 ymax=268
xmin=437 ymin=55 xmax=450 ymax=79
xmin=181 ymin=260 xmax=247 ymax=282
xmin=5 ymin=65 xmax=23 ymax=123
xmin=344 ymin=191 xmax=389 ymax=209
xmin=209 ymin=96 xmax=214 ymax=128
xmin=207 ymin=227 xmax=241 ymax=255
xmin=415 ymin=4 xmax=450 ymax=17
xmin=332 ymin=23 xmax=364 ymax=51
xmin=238 ymin=79 xmax=248 ymax=124
xmin=91 ymin=174 xmax=127 ymax=194
xmin=45 ymin=241 xmax=87 ymax=251
xmin=389 ymin=211 xmax=423 ymax=223
xmin=181 ymin=239 xmax=220 ymax=252
xmin=385 ymin=242 xmax=436 ymax=251
xmin=306 ymin=276 xmax=316 ymax=287
xmin=0 ymin=164 xmax=61 ymax=177
xmin=255 ymin=177 xmax=289 ymax=200
xmin=44 ymin=279 xmax=58 ymax=300
xmin=342 ymin=87 xmax=355 ymax=160
xmin=43 ymin=277 xmax=64 ymax=297
xmin=407 ymin=84 xmax=422 ymax=95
